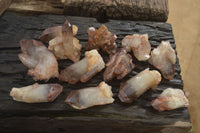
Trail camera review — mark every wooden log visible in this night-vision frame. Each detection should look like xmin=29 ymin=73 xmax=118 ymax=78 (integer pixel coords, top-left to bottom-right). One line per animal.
xmin=8 ymin=0 xmax=64 ymax=14
xmin=64 ymin=0 xmax=169 ymax=22
xmin=8 ymin=0 xmax=169 ymax=22
xmin=0 ymin=0 xmax=12 ymax=16
xmin=0 ymin=12 xmax=191 ymax=133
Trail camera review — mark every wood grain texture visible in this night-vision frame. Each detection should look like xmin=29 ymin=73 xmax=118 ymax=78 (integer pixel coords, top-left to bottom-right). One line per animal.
xmin=8 ymin=0 xmax=168 ymax=22
xmin=8 ymin=0 xmax=64 ymax=14
xmin=64 ymin=0 xmax=169 ymax=22
xmin=0 ymin=12 xmax=190 ymax=133
xmin=0 ymin=0 xmax=12 ymax=16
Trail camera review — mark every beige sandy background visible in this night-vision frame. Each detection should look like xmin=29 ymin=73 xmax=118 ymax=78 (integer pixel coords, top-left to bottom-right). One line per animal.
xmin=167 ymin=0 xmax=200 ymax=132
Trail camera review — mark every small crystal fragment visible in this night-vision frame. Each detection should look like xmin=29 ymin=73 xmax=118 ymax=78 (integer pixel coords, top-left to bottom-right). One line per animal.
xmin=118 ymin=69 xmax=161 ymax=103
xmin=59 ymin=49 xmax=105 ymax=84
xmin=10 ymin=83 xmax=63 ymax=103
xmin=65 ymin=82 xmax=114 ymax=109
xmin=85 ymin=25 xmax=117 ymax=54
xmin=39 ymin=20 xmax=81 ymax=62
xmin=151 ymin=88 xmax=189 ymax=112
xmin=149 ymin=41 xmax=176 ymax=80
xmin=103 ymin=48 xmax=135 ymax=81
xmin=122 ymin=34 xmax=151 ymax=61
xmin=18 ymin=39 xmax=59 ymax=81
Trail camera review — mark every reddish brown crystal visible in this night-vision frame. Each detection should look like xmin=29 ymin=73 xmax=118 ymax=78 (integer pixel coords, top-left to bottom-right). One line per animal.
xmin=85 ymin=25 xmax=117 ymax=54
xmin=103 ymin=48 xmax=135 ymax=81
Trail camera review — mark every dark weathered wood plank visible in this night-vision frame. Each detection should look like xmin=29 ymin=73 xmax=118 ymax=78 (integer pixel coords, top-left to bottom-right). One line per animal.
xmin=8 ymin=0 xmax=169 ymax=22
xmin=0 ymin=116 xmax=191 ymax=133
xmin=0 ymin=12 xmax=191 ymax=133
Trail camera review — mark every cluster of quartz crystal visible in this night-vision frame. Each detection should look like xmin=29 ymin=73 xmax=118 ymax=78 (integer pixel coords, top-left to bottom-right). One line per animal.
xmin=10 ymin=20 xmax=188 ymax=111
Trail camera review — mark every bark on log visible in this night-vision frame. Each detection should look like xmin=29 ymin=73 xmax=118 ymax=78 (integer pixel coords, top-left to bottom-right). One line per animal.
xmin=0 ymin=0 xmax=12 ymax=16
xmin=64 ymin=0 xmax=169 ymax=22
xmin=0 ymin=12 xmax=190 ymax=133
xmin=8 ymin=0 xmax=169 ymax=22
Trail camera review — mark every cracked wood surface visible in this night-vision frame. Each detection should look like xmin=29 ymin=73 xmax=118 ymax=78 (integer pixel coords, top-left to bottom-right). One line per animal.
xmin=8 ymin=0 xmax=168 ymax=22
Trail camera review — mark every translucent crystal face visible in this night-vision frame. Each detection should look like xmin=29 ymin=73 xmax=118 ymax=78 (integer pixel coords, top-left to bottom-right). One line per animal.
xmin=10 ymin=83 xmax=63 ymax=103
xmin=40 ymin=20 xmax=81 ymax=62
xmin=149 ymin=41 xmax=176 ymax=80
xmin=122 ymin=34 xmax=151 ymax=61
xmin=18 ymin=39 xmax=59 ymax=81
xmin=65 ymin=82 xmax=114 ymax=110
xmin=151 ymin=88 xmax=189 ymax=112
xmin=118 ymin=69 xmax=161 ymax=103
xmin=59 ymin=50 xmax=105 ymax=84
